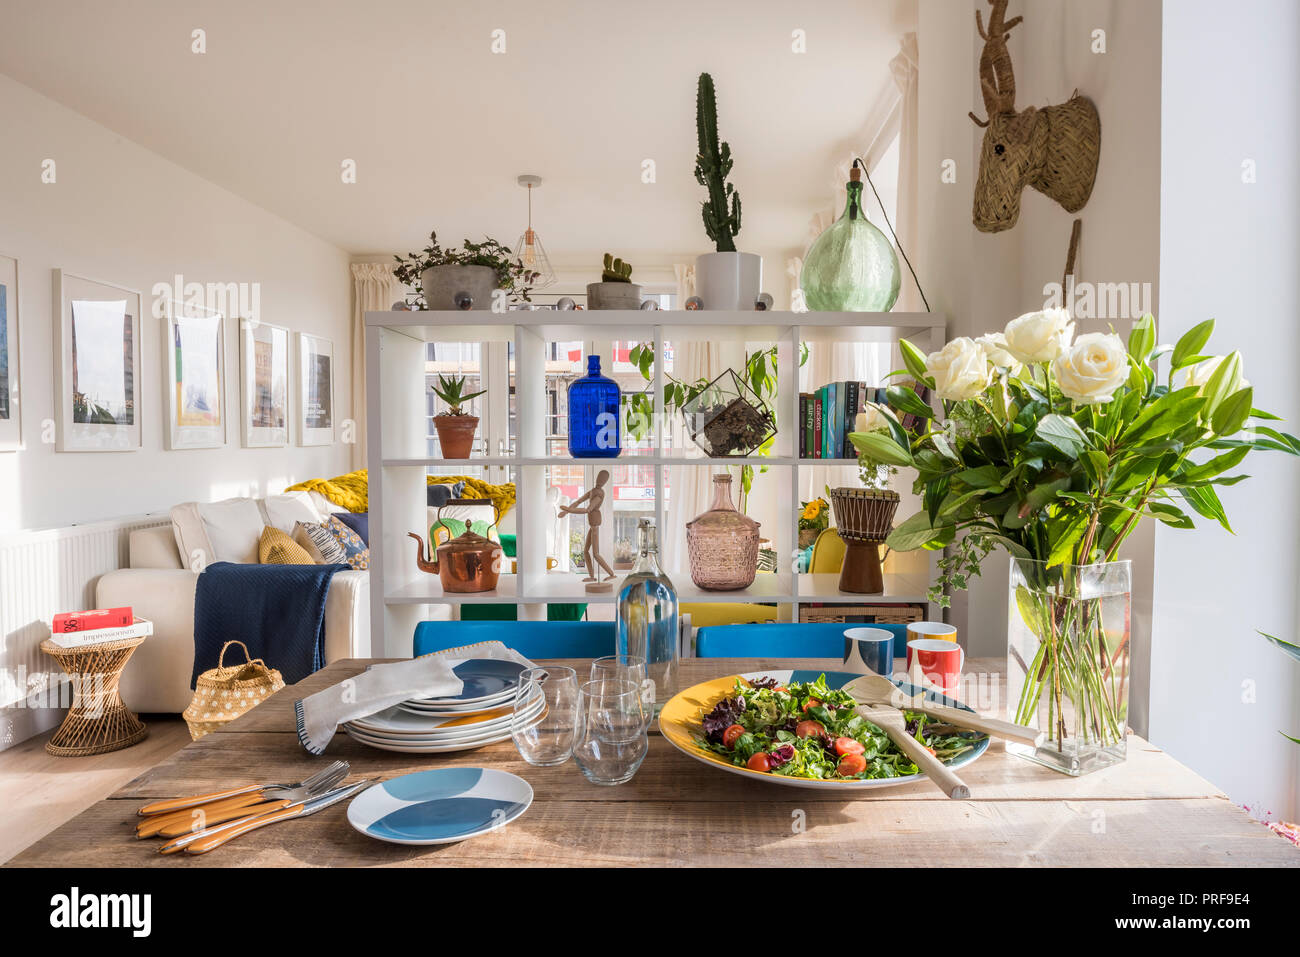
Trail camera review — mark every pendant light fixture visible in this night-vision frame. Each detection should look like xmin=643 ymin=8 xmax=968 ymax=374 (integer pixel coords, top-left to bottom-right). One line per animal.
xmin=512 ymin=174 xmax=556 ymax=289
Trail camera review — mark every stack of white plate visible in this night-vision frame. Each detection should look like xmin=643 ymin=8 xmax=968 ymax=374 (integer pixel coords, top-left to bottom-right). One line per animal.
xmin=343 ymin=659 xmax=539 ymax=755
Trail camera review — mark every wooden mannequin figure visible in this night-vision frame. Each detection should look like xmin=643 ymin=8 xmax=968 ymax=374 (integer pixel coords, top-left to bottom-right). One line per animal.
xmin=559 ymin=469 xmax=616 ymax=591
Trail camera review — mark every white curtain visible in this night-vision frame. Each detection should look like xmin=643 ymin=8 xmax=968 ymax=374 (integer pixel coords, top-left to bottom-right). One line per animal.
xmin=350 ymin=263 xmax=401 ymax=469
xmin=890 ymin=32 xmax=922 ymax=312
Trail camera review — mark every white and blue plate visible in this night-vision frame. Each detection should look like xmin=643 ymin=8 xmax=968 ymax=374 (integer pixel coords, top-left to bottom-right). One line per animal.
xmin=410 ymin=658 xmax=529 ymax=708
xmin=348 ymin=768 xmax=533 ymax=845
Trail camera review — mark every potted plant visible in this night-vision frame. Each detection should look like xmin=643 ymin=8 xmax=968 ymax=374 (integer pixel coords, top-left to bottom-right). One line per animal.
xmin=692 ymin=72 xmax=761 ymax=310
xmin=798 ymin=494 xmax=830 ymax=549
xmin=430 ymin=374 xmax=487 ymax=459
xmin=394 ymin=231 xmax=539 ymax=311
xmin=587 ymin=254 xmax=643 ymax=310
xmin=852 ymin=310 xmax=1300 ymax=774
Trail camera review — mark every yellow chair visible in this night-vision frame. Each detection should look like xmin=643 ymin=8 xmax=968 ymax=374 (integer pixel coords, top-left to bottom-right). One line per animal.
xmin=809 ymin=528 xmax=847 ymax=574
xmin=680 ymin=602 xmax=778 ymax=628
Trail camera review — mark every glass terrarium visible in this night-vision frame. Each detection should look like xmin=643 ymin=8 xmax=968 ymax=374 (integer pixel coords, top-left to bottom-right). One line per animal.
xmin=680 ymin=368 xmax=776 ymax=458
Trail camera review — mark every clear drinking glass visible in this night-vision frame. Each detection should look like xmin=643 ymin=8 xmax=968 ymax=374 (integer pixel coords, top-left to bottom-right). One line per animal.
xmin=511 ymin=666 xmax=579 ymax=767
xmin=590 ymin=654 xmax=654 ymax=718
xmin=572 ymin=678 xmax=649 ymax=785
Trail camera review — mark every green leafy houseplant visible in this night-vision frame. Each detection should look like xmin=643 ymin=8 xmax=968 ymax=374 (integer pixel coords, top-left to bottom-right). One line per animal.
xmin=851 ymin=310 xmax=1299 ymax=766
xmin=694 ymin=72 xmax=742 ymax=253
xmin=393 ymin=231 xmax=539 ymax=308
xmin=431 ymin=374 xmax=485 ymax=416
xmin=430 ymin=373 xmax=487 ymax=460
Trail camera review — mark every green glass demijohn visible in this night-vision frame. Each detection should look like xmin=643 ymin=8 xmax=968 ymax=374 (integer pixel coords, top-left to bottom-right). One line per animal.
xmin=800 ymin=162 xmax=900 ymax=312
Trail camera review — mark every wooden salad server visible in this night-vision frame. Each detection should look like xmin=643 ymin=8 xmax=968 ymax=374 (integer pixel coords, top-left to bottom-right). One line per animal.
xmin=843 ymin=672 xmax=1045 ymax=748
xmin=856 ymin=705 xmax=972 ymax=799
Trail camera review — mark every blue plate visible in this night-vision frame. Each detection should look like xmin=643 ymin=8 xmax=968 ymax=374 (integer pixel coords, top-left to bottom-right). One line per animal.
xmin=347 ymin=768 xmax=533 ymax=845
xmin=416 ymin=659 xmax=529 ymax=705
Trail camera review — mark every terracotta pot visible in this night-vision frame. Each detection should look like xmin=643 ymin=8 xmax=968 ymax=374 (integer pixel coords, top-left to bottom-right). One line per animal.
xmin=433 ymin=414 xmax=479 ymax=459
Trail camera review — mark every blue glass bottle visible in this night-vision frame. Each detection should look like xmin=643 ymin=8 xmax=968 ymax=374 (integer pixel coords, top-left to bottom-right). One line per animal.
xmin=567 ymin=355 xmax=621 ymax=458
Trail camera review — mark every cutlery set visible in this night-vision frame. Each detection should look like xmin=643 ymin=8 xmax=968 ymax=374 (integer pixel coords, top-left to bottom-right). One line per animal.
xmin=135 ymin=760 xmax=373 ymax=855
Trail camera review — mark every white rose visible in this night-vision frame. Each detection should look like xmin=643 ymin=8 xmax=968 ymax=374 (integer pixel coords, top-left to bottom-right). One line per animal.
xmin=1184 ymin=355 xmax=1249 ymax=392
xmin=1052 ymin=332 xmax=1129 ymax=405
xmin=854 ymin=402 xmax=889 ymax=433
xmin=1004 ymin=308 xmax=1075 ymax=364
xmin=977 ymin=333 xmax=1024 ymax=376
xmin=926 ymin=337 xmax=992 ymax=402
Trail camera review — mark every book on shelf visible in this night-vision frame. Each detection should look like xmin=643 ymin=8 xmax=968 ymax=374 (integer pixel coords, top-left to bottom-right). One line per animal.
xmin=843 ymin=381 xmax=859 ymax=459
xmin=798 ymin=604 xmax=924 ymax=625
xmin=812 ymin=393 xmax=823 ymax=458
xmin=47 ymin=617 xmax=153 ymax=649
xmin=52 ymin=606 xmax=132 ymax=634
xmin=799 ymin=382 xmax=889 ymax=459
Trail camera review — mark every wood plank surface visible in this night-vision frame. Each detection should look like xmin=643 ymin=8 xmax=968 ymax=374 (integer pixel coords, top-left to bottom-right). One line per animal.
xmin=8 ymin=657 xmax=1297 ymax=868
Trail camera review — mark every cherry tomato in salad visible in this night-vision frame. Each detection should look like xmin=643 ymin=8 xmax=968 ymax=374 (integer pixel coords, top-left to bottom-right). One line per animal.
xmin=722 ymin=724 xmax=745 ymax=748
xmin=747 ymin=752 xmax=773 ymax=772
xmin=804 ymin=697 xmax=822 ymax=711
xmin=795 ymin=720 xmax=826 ymax=738
xmin=834 ymin=736 xmax=866 ymax=756
xmin=837 ymin=752 xmax=867 ymax=776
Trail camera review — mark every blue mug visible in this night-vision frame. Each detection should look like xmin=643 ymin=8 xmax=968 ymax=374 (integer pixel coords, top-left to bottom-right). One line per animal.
xmin=843 ymin=627 xmax=896 ymax=677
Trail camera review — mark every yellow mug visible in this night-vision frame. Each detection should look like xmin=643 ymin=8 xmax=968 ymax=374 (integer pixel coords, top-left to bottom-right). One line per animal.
xmin=907 ymin=620 xmax=958 ymax=644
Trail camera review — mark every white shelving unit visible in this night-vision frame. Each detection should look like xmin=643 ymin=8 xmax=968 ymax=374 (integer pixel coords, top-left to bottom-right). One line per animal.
xmin=366 ymin=309 xmax=946 ymax=656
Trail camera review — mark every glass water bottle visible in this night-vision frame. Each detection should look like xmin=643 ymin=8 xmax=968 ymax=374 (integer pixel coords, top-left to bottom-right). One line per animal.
xmin=566 ymin=355 xmax=621 ymax=458
xmin=616 ymin=519 xmax=678 ymax=712
xmin=799 ymin=162 xmax=901 ymax=312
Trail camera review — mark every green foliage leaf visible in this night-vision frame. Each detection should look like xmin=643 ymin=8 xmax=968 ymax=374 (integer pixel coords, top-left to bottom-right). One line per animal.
xmin=885 ymin=385 xmax=933 ymax=420
xmin=886 ymin=510 xmax=954 ymax=551
xmin=1148 ymin=502 xmax=1195 ymax=529
xmin=1180 ymin=484 xmax=1232 ymax=533
xmin=898 ymin=339 xmax=933 ymax=386
xmin=1171 ymin=319 xmax=1215 ymax=370
xmin=1211 ymin=386 xmax=1253 ymax=437
xmin=1127 ymin=313 xmax=1156 ymax=364
xmin=956 ymin=465 xmax=1005 ymax=489
xmin=848 ymin=430 xmax=913 ymax=466
xmin=1177 ymin=446 xmax=1250 ymax=485
xmin=1036 ymin=414 xmax=1089 ymax=458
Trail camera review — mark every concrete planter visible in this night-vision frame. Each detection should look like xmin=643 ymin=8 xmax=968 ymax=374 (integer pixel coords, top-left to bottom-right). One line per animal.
xmin=586 ymin=282 xmax=643 ymax=310
xmin=420 ymin=265 xmax=497 ymax=311
xmin=694 ymin=252 xmax=762 ymax=310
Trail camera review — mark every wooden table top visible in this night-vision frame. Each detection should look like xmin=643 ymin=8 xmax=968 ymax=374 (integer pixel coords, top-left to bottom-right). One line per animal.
xmin=10 ymin=657 xmax=1297 ymax=867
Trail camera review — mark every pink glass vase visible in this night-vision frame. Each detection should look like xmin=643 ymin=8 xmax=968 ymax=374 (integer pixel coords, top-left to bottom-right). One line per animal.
xmin=685 ymin=473 xmax=761 ymax=591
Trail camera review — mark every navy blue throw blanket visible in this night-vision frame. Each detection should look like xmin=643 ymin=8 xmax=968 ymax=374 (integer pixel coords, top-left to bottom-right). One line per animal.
xmin=191 ymin=561 xmax=347 ymax=688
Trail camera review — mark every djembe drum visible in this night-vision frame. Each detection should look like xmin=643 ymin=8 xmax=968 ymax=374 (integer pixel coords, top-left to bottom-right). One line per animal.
xmin=828 ymin=487 xmax=900 ymax=593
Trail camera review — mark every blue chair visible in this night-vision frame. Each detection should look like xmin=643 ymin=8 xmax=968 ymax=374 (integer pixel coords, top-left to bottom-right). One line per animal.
xmin=695 ymin=622 xmax=910 ymax=663
xmin=413 ymin=620 xmax=616 ymax=660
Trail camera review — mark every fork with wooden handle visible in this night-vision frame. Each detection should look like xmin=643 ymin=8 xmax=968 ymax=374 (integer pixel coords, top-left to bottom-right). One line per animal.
xmin=137 ymin=792 xmax=273 ymax=839
xmin=136 ymin=760 xmax=348 ymax=818
xmin=843 ymin=673 xmax=1045 ymax=747
xmin=857 ymin=705 xmax=972 ymax=799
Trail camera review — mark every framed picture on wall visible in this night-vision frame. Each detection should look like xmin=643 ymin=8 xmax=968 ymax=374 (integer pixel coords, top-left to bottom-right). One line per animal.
xmin=297 ymin=332 xmax=334 ymax=446
xmin=53 ymin=270 xmax=142 ymax=452
xmin=0 ymin=254 xmax=21 ymax=451
xmin=240 ymin=319 xmax=289 ymax=447
xmin=162 ymin=301 xmax=225 ymax=450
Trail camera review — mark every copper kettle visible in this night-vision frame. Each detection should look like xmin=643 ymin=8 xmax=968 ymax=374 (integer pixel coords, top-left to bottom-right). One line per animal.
xmin=409 ymin=503 xmax=503 ymax=594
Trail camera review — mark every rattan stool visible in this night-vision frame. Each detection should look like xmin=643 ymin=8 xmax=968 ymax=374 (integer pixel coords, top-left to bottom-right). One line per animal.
xmin=40 ymin=634 xmax=148 ymax=757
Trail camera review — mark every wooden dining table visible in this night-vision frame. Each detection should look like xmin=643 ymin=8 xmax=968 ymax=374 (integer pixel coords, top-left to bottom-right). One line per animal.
xmin=9 ymin=657 xmax=1297 ymax=867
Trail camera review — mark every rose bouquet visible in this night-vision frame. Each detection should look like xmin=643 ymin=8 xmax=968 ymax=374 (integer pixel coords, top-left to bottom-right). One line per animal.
xmin=849 ymin=309 xmax=1299 ymax=772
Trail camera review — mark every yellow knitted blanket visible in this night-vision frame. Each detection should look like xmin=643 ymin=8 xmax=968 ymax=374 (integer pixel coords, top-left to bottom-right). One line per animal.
xmin=286 ymin=469 xmax=516 ymax=519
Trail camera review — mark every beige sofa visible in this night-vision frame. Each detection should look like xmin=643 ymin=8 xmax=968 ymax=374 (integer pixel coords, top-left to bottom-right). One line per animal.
xmin=97 ymin=491 xmax=371 ymax=713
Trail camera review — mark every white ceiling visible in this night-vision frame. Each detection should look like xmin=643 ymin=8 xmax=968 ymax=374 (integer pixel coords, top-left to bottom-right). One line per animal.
xmin=0 ymin=0 xmax=914 ymax=260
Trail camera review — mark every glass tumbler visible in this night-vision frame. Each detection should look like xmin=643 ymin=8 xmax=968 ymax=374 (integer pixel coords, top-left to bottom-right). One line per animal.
xmin=589 ymin=654 xmax=655 ymax=717
xmin=572 ymin=679 xmax=649 ymax=785
xmin=511 ymin=666 xmax=579 ymax=767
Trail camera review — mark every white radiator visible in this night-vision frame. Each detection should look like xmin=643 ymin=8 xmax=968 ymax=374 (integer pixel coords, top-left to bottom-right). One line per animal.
xmin=0 ymin=514 xmax=169 ymax=749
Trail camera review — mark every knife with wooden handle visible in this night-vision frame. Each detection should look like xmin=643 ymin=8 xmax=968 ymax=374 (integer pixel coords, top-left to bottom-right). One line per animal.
xmin=176 ymin=780 xmax=372 ymax=855
xmin=149 ymin=799 xmax=293 ymax=839
xmin=138 ymin=785 xmax=275 ymax=817
xmin=136 ymin=793 xmax=270 ymax=838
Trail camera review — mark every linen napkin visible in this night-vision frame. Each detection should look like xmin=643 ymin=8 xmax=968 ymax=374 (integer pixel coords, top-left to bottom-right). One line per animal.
xmin=294 ymin=640 xmax=536 ymax=754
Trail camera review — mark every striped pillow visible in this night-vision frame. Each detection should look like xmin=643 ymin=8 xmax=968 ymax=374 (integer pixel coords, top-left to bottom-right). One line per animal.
xmin=296 ymin=520 xmax=346 ymax=564
xmin=259 ymin=526 xmax=315 ymax=565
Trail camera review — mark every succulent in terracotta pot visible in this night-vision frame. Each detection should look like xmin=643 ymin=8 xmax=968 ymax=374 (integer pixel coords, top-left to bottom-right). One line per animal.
xmin=431 ymin=374 xmax=486 ymax=459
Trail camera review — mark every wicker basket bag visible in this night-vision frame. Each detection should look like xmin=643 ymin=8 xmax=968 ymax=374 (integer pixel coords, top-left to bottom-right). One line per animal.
xmin=183 ymin=640 xmax=285 ymax=741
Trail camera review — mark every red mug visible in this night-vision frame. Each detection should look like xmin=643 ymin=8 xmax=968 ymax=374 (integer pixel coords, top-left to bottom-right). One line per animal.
xmin=905 ymin=638 xmax=965 ymax=698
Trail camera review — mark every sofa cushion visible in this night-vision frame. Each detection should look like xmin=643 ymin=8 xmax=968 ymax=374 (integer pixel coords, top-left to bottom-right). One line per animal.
xmin=262 ymin=492 xmax=323 ymax=533
xmin=196 ymin=497 xmax=265 ymax=564
xmin=297 ymin=520 xmax=345 ymax=563
xmin=333 ymin=510 xmax=369 ymax=545
xmin=130 ymin=526 xmax=183 ymax=569
xmin=169 ymin=501 xmax=212 ymax=570
xmin=427 ymin=480 xmax=465 ymax=507
xmin=259 ymin=525 xmax=315 ymax=564
xmin=325 ymin=516 xmax=370 ymax=570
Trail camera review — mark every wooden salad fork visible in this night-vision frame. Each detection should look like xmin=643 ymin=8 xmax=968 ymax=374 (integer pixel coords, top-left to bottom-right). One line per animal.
xmin=855 ymin=704 xmax=972 ymax=799
xmin=842 ymin=673 xmax=1045 ymax=747
xmin=136 ymin=760 xmax=349 ymax=817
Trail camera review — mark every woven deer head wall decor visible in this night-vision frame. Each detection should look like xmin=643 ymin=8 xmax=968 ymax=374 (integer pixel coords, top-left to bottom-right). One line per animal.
xmin=970 ymin=0 xmax=1101 ymax=233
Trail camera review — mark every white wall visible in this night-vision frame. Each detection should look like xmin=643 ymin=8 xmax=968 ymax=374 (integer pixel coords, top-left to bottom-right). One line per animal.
xmin=917 ymin=0 xmax=1163 ymax=674
xmin=1151 ymin=0 xmax=1299 ymax=820
xmin=0 ymin=74 xmax=353 ymax=533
